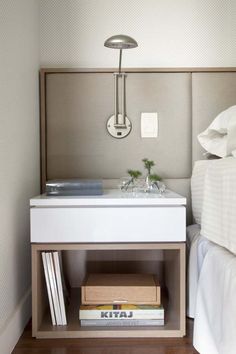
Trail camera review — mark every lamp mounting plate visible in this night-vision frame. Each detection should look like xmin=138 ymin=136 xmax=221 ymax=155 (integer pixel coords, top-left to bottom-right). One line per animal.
xmin=107 ymin=114 xmax=132 ymax=139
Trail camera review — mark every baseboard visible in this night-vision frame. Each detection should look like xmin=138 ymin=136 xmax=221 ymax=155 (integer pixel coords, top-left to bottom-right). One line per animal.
xmin=0 ymin=288 xmax=31 ymax=354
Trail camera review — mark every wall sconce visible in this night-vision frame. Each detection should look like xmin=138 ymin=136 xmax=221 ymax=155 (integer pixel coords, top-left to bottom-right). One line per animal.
xmin=104 ymin=35 xmax=138 ymax=139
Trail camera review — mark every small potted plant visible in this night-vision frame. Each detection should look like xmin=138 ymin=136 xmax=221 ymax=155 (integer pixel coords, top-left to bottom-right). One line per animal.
xmin=142 ymin=158 xmax=165 ymax=193
xmin=120 ymin=169 xmax=142 ymax=192
xmin=142 ymin=158 xmax=155 ymax=192
xmin=149 ymin=173 xmax=162 ymax=185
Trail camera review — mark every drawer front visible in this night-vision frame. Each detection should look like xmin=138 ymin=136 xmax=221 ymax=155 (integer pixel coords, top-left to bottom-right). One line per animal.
xmin=30 ymin=206 xmax=186 ymax=243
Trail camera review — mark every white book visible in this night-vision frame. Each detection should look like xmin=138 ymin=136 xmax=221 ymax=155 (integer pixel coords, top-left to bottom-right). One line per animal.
xmin=53 ymin=251 xmax=67 ymax=325
xmin=41 ymin=252 xmax=56 ymax=325
xmin=58 ymin=252 xmax=69 ymax=303
xmin=80 ymin=319 xmax=164 ymax=326
xmin=79 ymin=304 xmax=164 ymax=320
xmin=46 ymin=252 xmax=63 ymax=325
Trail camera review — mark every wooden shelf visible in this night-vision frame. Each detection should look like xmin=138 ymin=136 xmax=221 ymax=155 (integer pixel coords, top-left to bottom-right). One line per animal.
xmin=32 ymin=243 xmax=186 ymax=339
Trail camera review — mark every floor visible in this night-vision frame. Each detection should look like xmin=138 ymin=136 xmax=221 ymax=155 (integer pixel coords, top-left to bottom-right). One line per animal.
xmin=12 ymin=318 xmax=199 ymax=354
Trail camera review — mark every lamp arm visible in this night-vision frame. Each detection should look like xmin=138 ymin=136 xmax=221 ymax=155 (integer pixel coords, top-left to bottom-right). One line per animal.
xmin=118 ymin=49 xmax=122 ymax=75
xmin=122 ymin=74 xmax=126 ymax=125
xmin=114 ymin=73 xmax=118 ymax=125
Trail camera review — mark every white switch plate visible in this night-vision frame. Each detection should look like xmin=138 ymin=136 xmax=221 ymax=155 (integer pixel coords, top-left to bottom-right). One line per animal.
xmin=141 ymin=113 xmax=158 ymax=138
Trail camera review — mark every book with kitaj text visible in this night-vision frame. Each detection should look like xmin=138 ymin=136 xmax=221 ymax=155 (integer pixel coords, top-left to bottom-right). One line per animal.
xmin=80 ymin=318 xmax=164 ymax=326
xmin=79 ymin=303 xmax=164 ymax=320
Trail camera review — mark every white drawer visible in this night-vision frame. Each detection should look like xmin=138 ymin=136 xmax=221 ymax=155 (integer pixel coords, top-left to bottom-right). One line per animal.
xmin=30 ymin=206 xmax=186 ymax=243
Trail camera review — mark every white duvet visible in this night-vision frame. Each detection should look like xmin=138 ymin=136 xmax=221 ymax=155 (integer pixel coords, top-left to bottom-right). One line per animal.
xmin=201 ymin=157 xmax=236 ymax=254
xmin=191 ymin=160 xmax=214 ymax=225
xmin=189 ymin=157 xmax=236 ymax=353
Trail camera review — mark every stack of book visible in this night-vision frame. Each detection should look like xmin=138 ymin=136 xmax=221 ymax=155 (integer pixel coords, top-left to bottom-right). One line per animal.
xmin=46 ymin=179 xmax=103 ymax=196
xmin=79 ymin=274 xmax=164 ymax=327
xmin=42 ymin=251 xmax=68 ymax=325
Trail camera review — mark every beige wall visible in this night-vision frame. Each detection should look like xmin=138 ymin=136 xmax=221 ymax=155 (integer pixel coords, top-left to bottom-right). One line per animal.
xmin=0 ymin=1 xmax=40 ymax=353
xmin=40 ymin=0 xmax=236 ymax=68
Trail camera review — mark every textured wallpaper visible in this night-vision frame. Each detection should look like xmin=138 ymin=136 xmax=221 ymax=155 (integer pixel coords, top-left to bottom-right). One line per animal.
xmin=0 ymin=0 xmax=40 ymax=347
xmin=40 ymin=0 xmax=236 ymax=68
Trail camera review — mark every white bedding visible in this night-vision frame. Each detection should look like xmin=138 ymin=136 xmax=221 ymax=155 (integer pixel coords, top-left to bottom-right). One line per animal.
xmin=187 ymin=224 xmax=214 ymax=318
xmin=197 ymin=105 xmax=236 ymax=158
xmin=189 ymin=157 xmax=236 ymax=353
xmin=191 ymin=160 xmax=214 ymax=224
xmin=201 ymin=157 xmax=236 ymax=254
xmin=193 ymin=245 xmax=236 ymax=354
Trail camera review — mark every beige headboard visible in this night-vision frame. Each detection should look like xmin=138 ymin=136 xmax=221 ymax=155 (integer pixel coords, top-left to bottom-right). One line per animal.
xmin=40 ymin=68 xmax=236 ymax=223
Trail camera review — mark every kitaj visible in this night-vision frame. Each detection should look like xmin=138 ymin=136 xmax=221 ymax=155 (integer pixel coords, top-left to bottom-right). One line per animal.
xmin=101 ymin=311 xmax=133 ymax=319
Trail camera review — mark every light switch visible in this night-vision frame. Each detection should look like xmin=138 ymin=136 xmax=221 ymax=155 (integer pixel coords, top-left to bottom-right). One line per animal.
xmin=141 ymin=113 xmax=158 ymax=138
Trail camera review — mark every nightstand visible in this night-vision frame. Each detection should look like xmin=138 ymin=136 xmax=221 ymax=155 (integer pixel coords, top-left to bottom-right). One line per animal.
xmin=30 ymin=189 xmax=186 ymax=338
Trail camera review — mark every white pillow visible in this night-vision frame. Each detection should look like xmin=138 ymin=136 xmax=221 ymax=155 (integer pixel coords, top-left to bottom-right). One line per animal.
xmin=198 ymin=105 xmax=236 ymax=157
xmin=227 ymin=119 xmax=236 ymax=155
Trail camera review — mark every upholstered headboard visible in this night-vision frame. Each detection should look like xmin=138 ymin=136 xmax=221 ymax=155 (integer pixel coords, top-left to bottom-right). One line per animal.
xmin=40 ymin=68 xmax=236 ymax=223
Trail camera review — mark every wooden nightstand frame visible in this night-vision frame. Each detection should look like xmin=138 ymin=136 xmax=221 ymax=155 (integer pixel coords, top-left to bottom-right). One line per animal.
xmin=32 ymin=242 xmax=185 ymax=339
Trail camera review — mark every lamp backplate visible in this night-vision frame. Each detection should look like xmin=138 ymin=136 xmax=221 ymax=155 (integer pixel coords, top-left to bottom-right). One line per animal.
xmin=106 ymin=114 xmax=132 ymax=139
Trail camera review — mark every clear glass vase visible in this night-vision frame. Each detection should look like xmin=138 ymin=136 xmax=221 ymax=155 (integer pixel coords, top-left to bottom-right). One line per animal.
xmin=144 ymin=174 xmax=152 ymax=192
xmin=119 ymin=177 xmax=143 ymax=194
xmin=119 ymin=177 xmax=135 ymax=192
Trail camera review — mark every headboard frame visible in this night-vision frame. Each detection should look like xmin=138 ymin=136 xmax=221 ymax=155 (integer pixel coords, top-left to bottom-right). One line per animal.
xmin=40 ymin=67 xmax=236 ymax=223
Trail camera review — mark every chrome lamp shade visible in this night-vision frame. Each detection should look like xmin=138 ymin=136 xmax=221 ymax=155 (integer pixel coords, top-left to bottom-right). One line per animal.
xmin=104 ymin=35 xmax=138 ymax=74
xmin=104 ymin=35 xmax=138 ymax=50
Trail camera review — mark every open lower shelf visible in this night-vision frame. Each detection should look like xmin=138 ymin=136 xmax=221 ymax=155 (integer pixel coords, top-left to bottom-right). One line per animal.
xmin=36 ymin=288 xmax=182 ymax=338
xmin=32 ymin=242 xmax=186 ymax=338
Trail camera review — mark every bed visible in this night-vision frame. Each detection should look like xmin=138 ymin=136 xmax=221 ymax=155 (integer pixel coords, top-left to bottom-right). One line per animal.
xmin=187 ymin=157 xmax=236 ymax=354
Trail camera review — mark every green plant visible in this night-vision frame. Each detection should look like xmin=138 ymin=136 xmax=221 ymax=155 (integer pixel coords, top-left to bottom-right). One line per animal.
xmin=127 ymin=169 xmax=142 ymax=179
xmin=121 ymin=169 xmax=142 ymax=191
xmin=149 ymin=173 xmax=162 ymax=182
xmin=142 ymin=158 xmax=155 ymax=175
